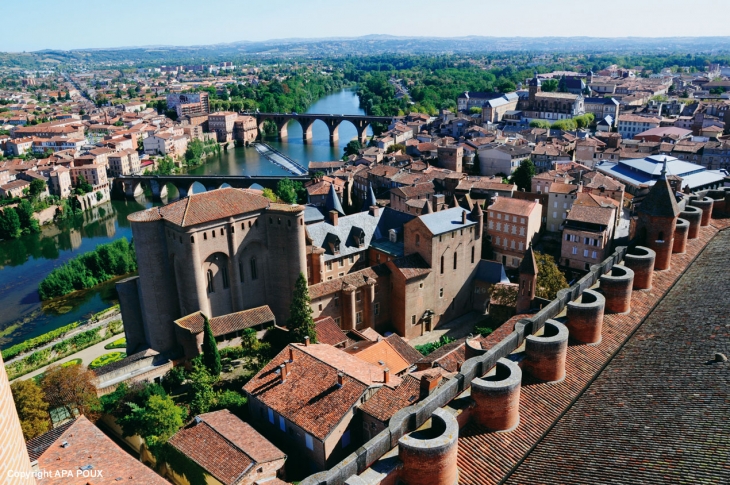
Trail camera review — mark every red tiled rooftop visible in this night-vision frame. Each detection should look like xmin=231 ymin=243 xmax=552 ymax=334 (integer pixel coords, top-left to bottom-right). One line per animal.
xmin=175 ymin=306 xmax=275 ymax=336
xmin=457 ymin=220 xmax=722 ymax=485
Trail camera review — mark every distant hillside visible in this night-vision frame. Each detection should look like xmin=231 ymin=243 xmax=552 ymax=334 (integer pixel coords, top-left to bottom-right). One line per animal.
xmin=2 ymin=35 xmax=730 ymax=68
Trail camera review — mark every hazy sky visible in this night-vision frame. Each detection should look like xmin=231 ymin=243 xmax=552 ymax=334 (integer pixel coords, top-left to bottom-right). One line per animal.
xmin=3 ymin=0 xmax=729 ymax=52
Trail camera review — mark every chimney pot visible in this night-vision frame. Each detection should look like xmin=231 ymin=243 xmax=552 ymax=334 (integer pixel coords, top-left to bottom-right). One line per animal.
xmin=337 ymin=371 xmax=344 ymax=387
xmin=383 ymin=368 xmax=390 ymax=384
xmin=304 ymin=336 xmax=310 ymax=347
xmin=279 ymin=363 xmax=287 ymax=382
xmin=289 ymin=347 xmax=294 ymax=362
xmin=329 ymin=210 xmax=339 ymax=226
xmin=462 ymin=211 xmax=467 ymax=224
xmin=369 ymin=205 xmax=380 ymax=217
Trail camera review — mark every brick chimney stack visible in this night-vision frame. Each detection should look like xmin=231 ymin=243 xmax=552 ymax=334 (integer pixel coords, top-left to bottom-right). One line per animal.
xmin=329 ymin=210 xmax=339 ymax=226
xmin=419 ymin=373 xmax=442 ymax=399
xmin=383 ymin=368 xmax=390 ymax=384
xmin=304 ymin=336 xmax=310 ymax=347
xmin=337 ymin=371 xmax=344 ymax=387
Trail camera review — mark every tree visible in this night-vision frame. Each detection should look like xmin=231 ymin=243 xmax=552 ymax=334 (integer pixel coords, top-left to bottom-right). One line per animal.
xmin=535 ymin=251 xmax=569 ymax=300
xmin=551 ymin=119 xmax=578 ymax=131
xmin=386 ymin=143 xmax=406 ymax=154
xmin=188 ymin=358 xmax=217 ymax=415
xmin=41 ymin=363 xmax=100 ymax=421
xmin=542 ymin=79 xmax=559 ymax=92
xmin=488 ymin=284 xmax=518 ymax=307
xmin=11 ymin=379 xmax=50 ymax=440
xmin=16 ymin=199 xmax=39 ymax=234
xmin=75 ymin=174 xmax=93 ymax=195
xmin=118 ymin=394 xmax=185 ymax=446
xmin=529 ymin=120 xmax=551 ymax=129
xmin=201 ymin=315 xmax=221 ymax=377
xmin=469 ymin=107 xmax=482 ymax=115
xmin=509 ymin=159 xmax=536 ymax=192
xmin=287 ymin=272 xmax=316 ymax=344
xmin=276 ymin=179 xmax=298 ymax=204
xmin=343 ymin=140 xmax=362 ymax=157
xmin=0 ymin=207 xmax=22 ymax=239
xmin=262 ymin=188 xmax=277 ymax=202
xmin=29 ymin=178 xmax=47 ymax=200
xmin=471 ymin=151 xmax=481 ymax=176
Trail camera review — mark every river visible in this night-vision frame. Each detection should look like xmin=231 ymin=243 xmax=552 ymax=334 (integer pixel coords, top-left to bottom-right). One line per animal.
xmin=0 ymin=89 xmax=366 ymax=350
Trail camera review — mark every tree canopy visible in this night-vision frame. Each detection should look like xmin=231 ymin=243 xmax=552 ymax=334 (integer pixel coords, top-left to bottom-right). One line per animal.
xmin=287 ymin=272 xmax=317 ymax=344
xmin=41 ymin=363 xmax=100 ymax=421
xmin=535 ymin=251 xmax=569 ymax=300
xmin=201 ymin=315 xmax=221 ymax=377
xmin=11 ymin=379 xmax=50 ymax=440
xmin=509 ymin=159 xmax=536 ymax=192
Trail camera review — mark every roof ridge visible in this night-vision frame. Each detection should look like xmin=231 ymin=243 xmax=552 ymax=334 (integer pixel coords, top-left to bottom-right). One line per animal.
xmin=294 ymin=344 xmax=381 ymax=386
xmin=197 ymin=417 xmax=258 ymax=465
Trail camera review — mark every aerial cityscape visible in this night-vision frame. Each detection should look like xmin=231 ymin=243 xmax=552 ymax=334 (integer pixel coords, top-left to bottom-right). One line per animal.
xmin=1 ymin=2 xmax=729 ymax=485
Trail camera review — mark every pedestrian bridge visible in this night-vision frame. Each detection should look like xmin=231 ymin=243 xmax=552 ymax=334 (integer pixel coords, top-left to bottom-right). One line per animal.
xmin=252 ymin=112 xmax=396 ymax=145
xmin=113 ymin=174 xmax=309 ymax=200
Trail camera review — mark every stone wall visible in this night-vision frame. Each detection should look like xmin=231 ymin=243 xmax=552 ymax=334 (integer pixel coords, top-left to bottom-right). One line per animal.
xmin=0 ymin=353 xmax=36 ymax=484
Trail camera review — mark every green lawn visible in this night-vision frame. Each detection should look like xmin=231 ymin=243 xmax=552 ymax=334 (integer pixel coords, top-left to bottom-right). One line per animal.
xmin=104 ymin=337 xmax=126 ymax=350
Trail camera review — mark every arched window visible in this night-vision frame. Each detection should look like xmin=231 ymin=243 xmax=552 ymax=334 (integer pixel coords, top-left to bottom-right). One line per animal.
xmin=191 ymin=236 xmax=195 ymax=243
xmin=440 ymin=255 xmax=444 ymax=274
xmin=415 ymin=234 xmax=420 ymax=247
xmin=250 ymin=258 xmax=258 ymax=280
xmin=207 ymin=270 xmax=214 ymax=293
xmin=221 ymin=266 xmax=229 ymax=289
xmin=203 ymin=232 xmax=207 ymax=240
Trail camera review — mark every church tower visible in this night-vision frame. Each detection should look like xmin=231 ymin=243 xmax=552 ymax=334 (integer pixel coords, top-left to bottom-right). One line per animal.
xmin=636 ymin=157 xmax=680 ymax=271
xmin=528 ymin=72 xmax=541 ymax=105
xmin=516 ymin=245 xmax=538 ymax=314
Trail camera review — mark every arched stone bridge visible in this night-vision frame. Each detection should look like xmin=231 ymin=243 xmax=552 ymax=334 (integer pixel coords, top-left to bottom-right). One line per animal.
xmin=114 ymin=174 xmax=310 ymax=200
xmin=253 ymin=113 xmax=397 ymax=145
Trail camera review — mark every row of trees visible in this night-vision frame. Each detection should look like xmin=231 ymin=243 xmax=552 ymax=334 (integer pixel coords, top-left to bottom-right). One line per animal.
xmin=38 ymin=238 xmax=137 ymax=300
xmin=529 ymin=113 xmax=595 ymax=131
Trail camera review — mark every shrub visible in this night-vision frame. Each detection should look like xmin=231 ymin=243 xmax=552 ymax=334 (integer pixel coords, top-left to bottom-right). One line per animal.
xmin=162 ymin=366 xmax=187 ymax=393
xmin=1 ymin=321 xmax=79 ymax=360
xmin=89 ymin=352 xmax=127 ymax=370
xmin=104 ymin=337 xmax=126 ymax=350
xmin=415 ymin=335 xmax=455 ymax=356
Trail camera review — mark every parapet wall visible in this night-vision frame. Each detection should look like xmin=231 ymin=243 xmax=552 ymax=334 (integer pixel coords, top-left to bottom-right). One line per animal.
xmin=301 ymin=246 xmax=628 ymax=485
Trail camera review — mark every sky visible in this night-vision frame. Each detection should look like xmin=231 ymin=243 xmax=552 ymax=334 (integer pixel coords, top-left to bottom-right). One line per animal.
xmin=2 ymin=0 xmax=729 ymax=52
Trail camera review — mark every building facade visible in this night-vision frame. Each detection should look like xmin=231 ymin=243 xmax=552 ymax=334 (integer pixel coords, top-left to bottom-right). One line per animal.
xmin=486 ymin=198 xmax=542 ymax=268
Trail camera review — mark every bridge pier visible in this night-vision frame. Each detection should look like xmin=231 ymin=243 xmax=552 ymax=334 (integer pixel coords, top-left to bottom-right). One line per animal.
xmin=325 ymin=119 xmax=341 ymax=146
xmin=149 ymin=180 xmax=168 ymax=201
xmin=124 ymin=181 xmax=143 ymax=199
xmin=355 ymin=121 xmax=370 ymax=145
xmin=277 ymin=121 xmax=288 ymax=141
xmin=300 ymin=117 xmax=315 ymax=144
xmin=176 ymin=184 xmax=190 ymax=199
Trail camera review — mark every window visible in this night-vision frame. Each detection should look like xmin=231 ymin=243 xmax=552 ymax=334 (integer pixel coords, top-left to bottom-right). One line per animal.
xmin=250 ymin=258 xmax=258 ymax=280
xmin=339 ymin=258 xmax=345 ymax=268
xmin=415 ymin=234 xmax=420 ymax=246
xmin=376 ymin=253 xmax=381 ymax=263
xmin=439 ymin=288 xmax=444 ymax=298
xmin=212 ymin=230 xmax=215 ymax=238
xmin=220 ymin=228 xmax=224 ymax=236
xmin=496 ymin=236 xmax=501 ymax=245
xmin=334 ymin=294 xmax=339 ymax=307
xmin=453 ymin=252 xmax=457 ymax=270
xmin=471 ymin=246 xmax=475 ymax=264
xmin=519 ymin=242 xmax=524 ymax=251
xmin=553 ymin=212 xmax=557 ymax=219
xmin=326 ymin=261 xmax=332 ymax=270
xmin=554 ymin=201 xmax=558 ymax=208
xmin=488 ymin=221 xmax=494 ymax=229
xmin=356 ymin=312 xmax=363 ymax=324
xmin=342 ymin=429 xmax=351 ymax=448
xmin=207 ymin=270 xmax=214 ymax=293
xmin=520 ymin=227 xmax=525 ymax=236
xmin=221 ymin=266 xmax=229 ymax=289
xmin=584 ymin=249 xmax=589 ymax=257
xmin=440 ymin=255 xmax=444 ymax=274
xmin=513 ymin=216 xmax=517 ymax=222
xmin=204 ymin=232 xmax=207 ymax=240
xmin=411 ymin=315 xmax=417 ymax=325
xmin=305 ymin=433 xmax=314 ymax=450
xmin=239 ymin=262 xmax=245 ymax=283
xmin=279 ymin=416 xmax=286 ymax=432
xmin=504 ymin=224 xmax=509 ymax=233
xmin=512 ymin=258 xmax=519 ymax=267
xmin=592 ymin=251 xmax=597 ymax=259
xmin=451 ymin=231 xmax=455 ymax=239
xmin=511 ymin=240 xmax=515 ymax=249
xmin=268 ymin=408 xmax=274 ymax=424
xmin=572 ymin=246 xmax=578 ymax=255
xmin=375 ymin=302 xmax=380 ymax=316
xmin=512 ymin=226 xmax=517 ymax=234
xmin=497 ymin=222 xmax=502 ymax=231
xmin=356 ymin=291 xmax=362 ymax=302
xmin=521 ymin=218 xmax=525 ymax=224
xmin=335 ymin=317 xmax=341 ymax=325
xmin=497 ymin=213 xmax=501 ymax=219
xmin=349 ymin=255 xmax=354 ymax=264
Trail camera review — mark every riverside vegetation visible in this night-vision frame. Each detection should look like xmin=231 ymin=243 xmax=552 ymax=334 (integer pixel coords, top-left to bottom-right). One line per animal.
xmin=37 ymin=238 xmax=137 ymax=300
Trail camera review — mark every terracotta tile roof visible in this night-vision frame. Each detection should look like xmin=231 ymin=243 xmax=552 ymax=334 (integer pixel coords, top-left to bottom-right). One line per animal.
xmin=26 ymin=419 xmax=76 ymax=461
xmin=548 ymin=183 xmax=579 ymax=194
xmin=175 ymin=306 xmax=275 ymax=336
xmin=169 ymin=410 xmax=285 ymax=485
xmin=360 ymin=368 xmax=450 ymax=422
xmin=314 ymin=316 xmax=348 ymax=347
xmin=573 ymin=192 xmax=619 ymax=209
xmin=391 ymin=182 xmax=434 ymax=198
xmin=34 ymin=415 xmax=169 ymax=485
xmin=582 ymin=171 xmax=624 ymax=191
xmin=457 ymin=222 xmax=720 ymax=485
xmin=357 ymin=327 xmax=383 ymax=342
xmin=344 ymin=339 xmax=411 ymax=375
xmin=487 ymin=197 xmax=539 ymax=217
xmin=308 ymin=265 xmax=390 ymax=300
xmin=243 ymin=343 xmax=399 ymax=440
xmin=566 ymin=204 xmax=614 ymax=225
xmin=387 ymin=253 xmax=432 ymax=280
xmin=92 ymin=348 xmax=159 ymax=378
xmin=384 ymin=334 xmax=423 ymax=365
xmin=128 ymin=187 xmax=269 ymax=226
xmin=507 ymin=225 xmax=730 ymax=484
